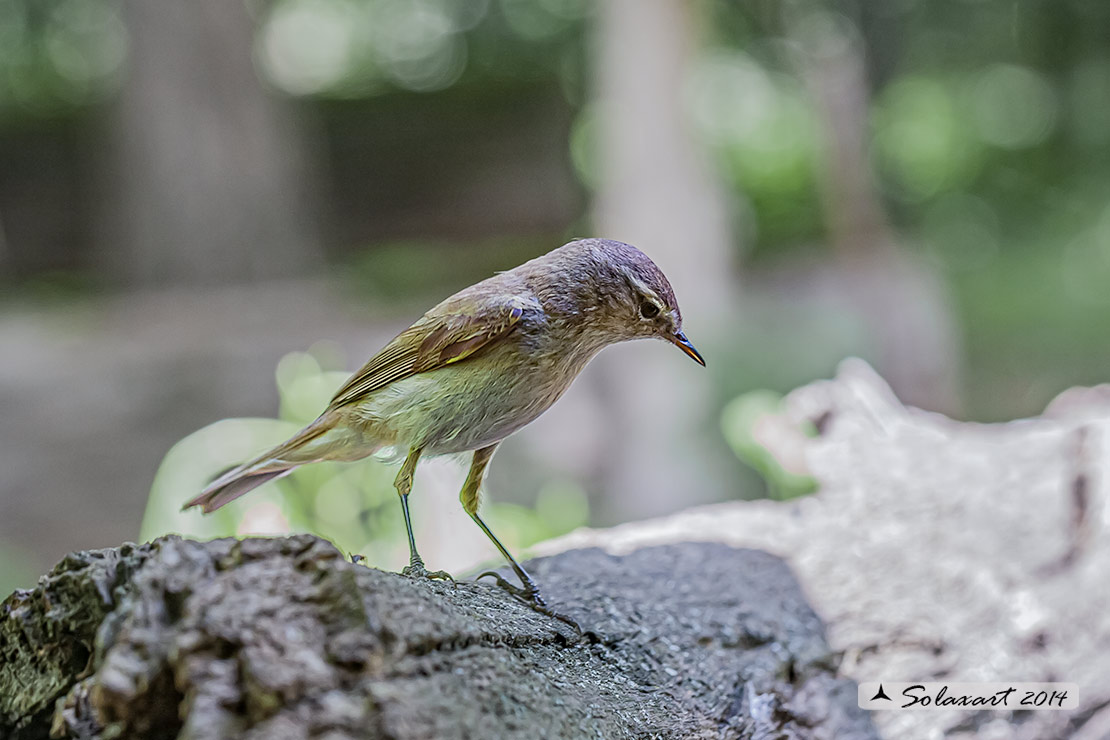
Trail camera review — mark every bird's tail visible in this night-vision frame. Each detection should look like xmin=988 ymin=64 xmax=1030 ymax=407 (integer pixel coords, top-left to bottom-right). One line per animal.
xmin=183 ymin=411 xmax=354 ymax=514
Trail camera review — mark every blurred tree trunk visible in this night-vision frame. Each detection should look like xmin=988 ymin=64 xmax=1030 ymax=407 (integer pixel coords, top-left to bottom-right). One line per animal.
xmin=96 ymin=0 xmax=321 ymax=285
xmin=801 ymin=18 xmax=890 ymax=260
xmin=589 ymin=0 xmax=739 ymax=522
xmin=0 ymin=211 xmax=8 ymax=276
xmin=787 ymin=7 xmax=962 ymax=414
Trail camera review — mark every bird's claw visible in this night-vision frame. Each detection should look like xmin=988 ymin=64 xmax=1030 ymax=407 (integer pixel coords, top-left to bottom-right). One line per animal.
xmin=476 ymin=570 xmax=582 ymax=636
xmin=402 ymin=561 xmax=456 ymax=584
xmin=476 ymin=570 xmax=545 ymax=605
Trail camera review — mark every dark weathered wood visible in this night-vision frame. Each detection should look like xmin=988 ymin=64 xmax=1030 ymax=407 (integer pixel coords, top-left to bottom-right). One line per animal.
xmin=1 ymin=536 xmax=874 ymax=739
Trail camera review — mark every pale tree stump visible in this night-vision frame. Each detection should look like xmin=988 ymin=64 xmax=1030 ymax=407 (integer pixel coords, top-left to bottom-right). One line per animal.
xmin=540 ymin=359 xmax=1110 ymax=739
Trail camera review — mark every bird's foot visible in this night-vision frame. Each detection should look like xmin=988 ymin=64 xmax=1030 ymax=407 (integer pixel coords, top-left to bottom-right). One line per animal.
xmin=476 ymin=570 xmax=582 ymax=635
xmin=402 ymin=559 xmax=455 ymax=583
xmin=476 ymin=569 xmax=546 ymax=605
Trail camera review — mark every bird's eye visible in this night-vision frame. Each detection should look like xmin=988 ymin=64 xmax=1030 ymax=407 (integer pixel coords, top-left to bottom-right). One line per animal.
xmin=640 ymin=301 xmax=660 ymax=319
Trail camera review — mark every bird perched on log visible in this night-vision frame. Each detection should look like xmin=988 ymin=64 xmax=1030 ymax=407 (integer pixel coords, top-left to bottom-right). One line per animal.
xmin=184 ymin=238 xmax=704 ymax=620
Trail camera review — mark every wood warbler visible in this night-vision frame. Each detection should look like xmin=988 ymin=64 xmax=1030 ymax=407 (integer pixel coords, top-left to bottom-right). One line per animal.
xmin=184 ymin=238 xmax=704 ymax=615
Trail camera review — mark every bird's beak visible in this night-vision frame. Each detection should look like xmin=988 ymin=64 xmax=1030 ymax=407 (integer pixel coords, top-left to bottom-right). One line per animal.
xmin=668 ymin=330 xmax=706 ymax=366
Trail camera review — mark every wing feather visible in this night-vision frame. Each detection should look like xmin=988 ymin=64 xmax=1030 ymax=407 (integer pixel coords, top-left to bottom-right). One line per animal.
xmin=328 ymin=297 xmax=527 ymax=409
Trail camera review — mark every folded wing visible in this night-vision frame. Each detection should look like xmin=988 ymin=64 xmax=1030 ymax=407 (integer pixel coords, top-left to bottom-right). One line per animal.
xmin=328 ymin=295 xmax=530 ymax=409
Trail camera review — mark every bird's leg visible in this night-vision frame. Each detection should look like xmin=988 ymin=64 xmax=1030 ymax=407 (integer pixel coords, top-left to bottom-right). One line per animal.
xmin=462 ymin=445 xmax=580 ymax=632
xmin=394 ymin=447 xmax=453 ymax=582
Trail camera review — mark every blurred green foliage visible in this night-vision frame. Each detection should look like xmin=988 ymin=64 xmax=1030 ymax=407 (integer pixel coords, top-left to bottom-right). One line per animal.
xmin=720 ymin=390 xmax=818 ymax=500
xmin=5 ymin=0 xmax=1110 ymax=266
xmin=0 ymin=540 xmax=40 ymax=595
xmin=0 ymin=0 xmax=126 ymax=122
xmin=142 ymin=344 xmax=588 ymax=566
xmin=253 ymin=0 xmax=590 ymax=99
xmin=4 ymin=0 xmax=1110 ymax=424
xmin=343 ymin=236 xmax=553 ymax=304
xmin=955 ymin=234 xmax=1110 ymax=420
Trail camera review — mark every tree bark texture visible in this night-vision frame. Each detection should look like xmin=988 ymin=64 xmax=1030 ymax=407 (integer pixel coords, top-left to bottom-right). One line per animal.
xmin=1 ymin=537 xmax=875 ymax=739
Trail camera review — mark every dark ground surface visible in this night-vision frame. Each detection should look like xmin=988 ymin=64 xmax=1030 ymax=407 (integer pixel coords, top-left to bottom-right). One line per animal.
xmin=0 ymin=535 xmax=875 ymax=739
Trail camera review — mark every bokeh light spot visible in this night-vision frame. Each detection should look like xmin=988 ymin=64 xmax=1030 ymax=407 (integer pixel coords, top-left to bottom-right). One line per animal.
xmin=873 ymin=76 xmax=981 ymax=200
xmin=688 ymin=50 xmax=778 ymax=143
xmin=371 ymin=0 xmax=465 ymax=93
xmin=258 ymin=0 xmax=357 ymax=96
xmin=968 ymin=64 xmax=1057 ymax=150
xmin=500 ymin=0 xmax=582 ymax=40
xmin=689 ymin=50 xmax=817 ymax=196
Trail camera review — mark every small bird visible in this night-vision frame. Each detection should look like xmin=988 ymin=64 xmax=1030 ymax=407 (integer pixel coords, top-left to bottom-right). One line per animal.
xmin=184 ymin=238 xmax=704 ymax=614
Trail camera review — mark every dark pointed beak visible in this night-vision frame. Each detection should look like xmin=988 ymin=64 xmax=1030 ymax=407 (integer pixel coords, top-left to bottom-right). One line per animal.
xmin=668 ymin=330 xmax=706 ymax=366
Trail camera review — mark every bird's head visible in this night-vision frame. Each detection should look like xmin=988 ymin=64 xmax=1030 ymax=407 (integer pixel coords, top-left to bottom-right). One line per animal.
xmin=572 ymin=239 xmax=706 ymax=366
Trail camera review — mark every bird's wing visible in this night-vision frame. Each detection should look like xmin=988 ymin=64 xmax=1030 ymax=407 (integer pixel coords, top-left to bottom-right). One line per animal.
xmin=328 ymin=295 xmax=529 ymax=409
